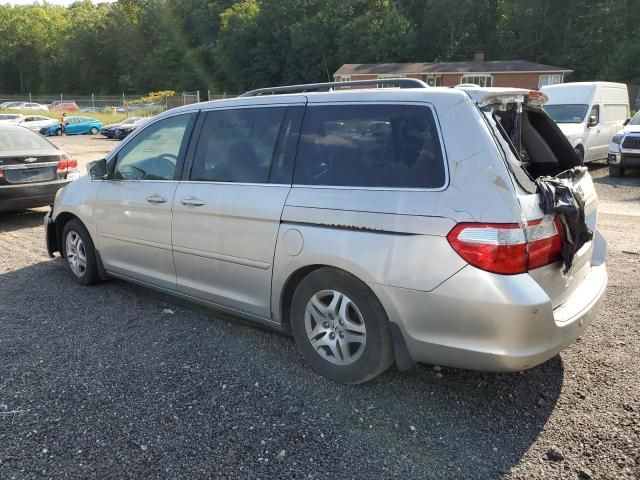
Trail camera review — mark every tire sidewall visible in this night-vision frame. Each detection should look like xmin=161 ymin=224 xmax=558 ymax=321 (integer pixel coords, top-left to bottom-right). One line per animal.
xmin=290 ymin=268 xmax=393 ymax=384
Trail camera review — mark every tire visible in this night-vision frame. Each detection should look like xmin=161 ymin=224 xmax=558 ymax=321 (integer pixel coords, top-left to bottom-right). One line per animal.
xmin=90 ymin=127 xmax=99 ymax=135
xmin=290 ymin=268 xmax=394 ymax=384
xmin=61 ymin=219 xmax=101 ymax=286
xmin=609 ymin=164 xmax=625 ymax=177
xmin=574 ymin=147 xmax=584 ymax=163
xmin=55 ymin=129 xmax=62 ymax=136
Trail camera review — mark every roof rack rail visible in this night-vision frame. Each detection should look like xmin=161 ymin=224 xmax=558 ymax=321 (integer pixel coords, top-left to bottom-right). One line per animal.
xmin=239 ymin=78 xmax=428 ymax=97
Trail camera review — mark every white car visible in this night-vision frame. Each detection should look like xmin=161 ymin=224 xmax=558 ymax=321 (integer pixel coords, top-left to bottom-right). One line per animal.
xmin=0 ymin=101 xmax=25 ymax=109
xmin=0 ymin=113 xmax=25 ymax=123
xmin=16 ymin=115 xmax=58 ymax=132
xmin=541 ymin=82 xmax=629 ymax=163
xmin=6 ymin=102 xmax=49 ymax=112
xmin=607 ymin=110 xmax=640 ymax=176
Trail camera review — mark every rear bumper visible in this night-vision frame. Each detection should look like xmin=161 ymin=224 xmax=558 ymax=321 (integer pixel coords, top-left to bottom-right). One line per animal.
xmin=0 ymin=181 xmax=68 ymax=212
xmin=371 ymin=238 xmax=608 ymax=372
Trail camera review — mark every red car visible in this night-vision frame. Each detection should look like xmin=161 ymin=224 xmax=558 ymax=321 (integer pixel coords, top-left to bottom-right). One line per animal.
xmin=49 ymin=101 xmax=79 ymax=112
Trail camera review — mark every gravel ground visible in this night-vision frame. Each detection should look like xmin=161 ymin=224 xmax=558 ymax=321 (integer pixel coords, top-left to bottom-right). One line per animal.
xmin=0 ymin=150 xmax=639 ymax=478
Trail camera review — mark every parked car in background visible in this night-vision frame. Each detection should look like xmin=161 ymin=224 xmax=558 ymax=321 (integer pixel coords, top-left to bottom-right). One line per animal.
xmin=114 ymin=117 xmax=149 ymax=140
xmin=44 ymin=80 xmax=607 ymax=384
xmin=0 ymin=114 xmax=25 ymax=123
xmin=15 ymin=115 xmax=57 ymax=132
xmin=101 ymin=116 xmax=143 ymax=139
xmin=40 ymin=116 xmax=102 ymax=136
xmin=49 ymin=101 xmax=80 ymax=112
xmin=541 ymin=82 xmax=630 ymax=163
xmin=608 ymin=110 xmax=640 ymax=176
xmin=0 ymin=101 xmax=25 ymax=109
xmin=6 ymin=102 xmax=49 ymax=112
xmin=0 ymin=125 xmax=79 ymax=211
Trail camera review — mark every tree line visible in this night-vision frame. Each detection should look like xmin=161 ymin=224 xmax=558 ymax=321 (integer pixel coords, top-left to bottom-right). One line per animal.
xmin=0 ymin=0 xmax=638 ymax=95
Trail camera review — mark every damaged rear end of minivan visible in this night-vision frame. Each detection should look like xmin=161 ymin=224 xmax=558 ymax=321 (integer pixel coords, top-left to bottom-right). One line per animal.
xmin=395 ymin=87 xmax=607 ymax=372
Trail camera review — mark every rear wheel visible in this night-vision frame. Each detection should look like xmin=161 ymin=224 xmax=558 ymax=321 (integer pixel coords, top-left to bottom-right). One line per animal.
xmin=61 ymin=219 xmax=101 ymax=286
xmin=609 ymin=164 xmax=625 ymax=177
xmin=290 ymin=268 xmax=394 ymax=384
xmin=90 ymin=127 xmax=99 ymax=135
xmin=55 ymin=128 xmax=62 ymax=136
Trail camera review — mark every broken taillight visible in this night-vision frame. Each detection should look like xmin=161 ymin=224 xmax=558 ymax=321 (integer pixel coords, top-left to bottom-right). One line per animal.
xmin=447 ymin=217 xmax=563 ymax=275
xmin=56 ymin=155 xmax=80 ymax=180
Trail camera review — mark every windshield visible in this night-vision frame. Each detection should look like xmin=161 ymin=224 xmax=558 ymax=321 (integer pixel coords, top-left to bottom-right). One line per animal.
xmin=629 ymin=111 xmax=640 ymax=126
xmin=0 ymin=127 xmax=56 ymax=151
xmin=543 ymin=104 xmax=589 ymax=123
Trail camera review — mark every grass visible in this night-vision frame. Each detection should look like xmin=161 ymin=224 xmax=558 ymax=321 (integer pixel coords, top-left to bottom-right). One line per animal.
xmin=0 ymin=109 xmax=159 ymax=125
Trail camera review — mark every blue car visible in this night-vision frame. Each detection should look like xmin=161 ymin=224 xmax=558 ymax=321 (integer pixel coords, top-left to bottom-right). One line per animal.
xmin=40 ymin=116 xmax=103 ymax=136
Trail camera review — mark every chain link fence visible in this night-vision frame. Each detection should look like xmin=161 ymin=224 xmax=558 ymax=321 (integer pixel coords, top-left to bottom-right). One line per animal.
xmin=0 ymin=91 xmax=224 ymax=113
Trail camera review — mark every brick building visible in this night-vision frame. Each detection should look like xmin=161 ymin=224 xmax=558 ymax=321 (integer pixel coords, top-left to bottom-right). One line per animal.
xmin=333 ymin=52 xmax=572 ymax=90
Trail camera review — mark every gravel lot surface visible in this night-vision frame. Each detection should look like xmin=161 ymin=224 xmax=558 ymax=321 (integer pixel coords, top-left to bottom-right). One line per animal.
xmin=1 ymin=136 xmax=639 ymax=479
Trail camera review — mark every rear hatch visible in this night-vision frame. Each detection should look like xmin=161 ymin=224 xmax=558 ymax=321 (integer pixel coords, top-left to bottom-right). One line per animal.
xmin=464 ymin=87 xmax=599 ymax=308
xmin=0 ymin=150 xmax=62 ymax=185
xmin=0 ymin=127 xmax=70 ymax=186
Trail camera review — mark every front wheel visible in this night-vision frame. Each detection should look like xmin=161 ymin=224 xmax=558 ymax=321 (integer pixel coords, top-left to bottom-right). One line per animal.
xmin=290 ymin=268 xmax=394 ymax=384
xmin=574 ymin=147 xmax=584 ymax=163
xmin=61 ymin=219 xmax=101 ymax=286
xmin=55 ymin=129 xmax=63 ymax=136
xmin=90 ymin=127 xmax=99 ymax=135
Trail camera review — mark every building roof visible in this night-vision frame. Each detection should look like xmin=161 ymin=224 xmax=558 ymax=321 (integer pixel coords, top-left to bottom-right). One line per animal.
xmin=334 ymin=60 xmax=573 ymax=76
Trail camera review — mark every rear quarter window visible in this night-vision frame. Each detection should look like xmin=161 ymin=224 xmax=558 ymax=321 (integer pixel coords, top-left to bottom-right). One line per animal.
xmin=293 ymin=104 xmax=446 ymax=189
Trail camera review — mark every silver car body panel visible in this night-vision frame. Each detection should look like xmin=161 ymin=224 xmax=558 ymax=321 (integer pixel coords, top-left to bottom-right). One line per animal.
xmin=47 ymin=86 xmax=607 ymax=372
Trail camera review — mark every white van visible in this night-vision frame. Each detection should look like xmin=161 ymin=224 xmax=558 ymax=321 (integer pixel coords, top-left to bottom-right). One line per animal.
xmin=541 ymin=82 xmax=629 ymax=163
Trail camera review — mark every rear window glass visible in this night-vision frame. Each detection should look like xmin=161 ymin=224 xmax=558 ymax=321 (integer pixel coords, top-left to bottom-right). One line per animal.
xmin=0 ymin=128 xmax=55 ymax=151
xmin=294 ymin=104 xmax=446 ymax=189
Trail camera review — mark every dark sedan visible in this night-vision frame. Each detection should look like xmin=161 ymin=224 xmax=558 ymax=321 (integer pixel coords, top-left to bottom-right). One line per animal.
xmin=114 ymin=117 xmax=149 ymax=140
xmin=0 ymin=125 xmax=78 ymax=212
xmin=101 ymin=116 xmax=142 ymax=139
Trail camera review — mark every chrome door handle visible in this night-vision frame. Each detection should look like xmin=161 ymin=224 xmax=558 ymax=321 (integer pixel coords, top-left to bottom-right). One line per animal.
xmin=146 ymin=194 xmax=167 ymax=204
xmin=181 ymin=196 xmax=205 ymax=207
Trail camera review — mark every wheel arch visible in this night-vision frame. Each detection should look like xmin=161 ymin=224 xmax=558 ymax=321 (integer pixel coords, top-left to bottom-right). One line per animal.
xmin=278 ymin=264 xmax=414 ymax=372
xmin=54 ymin=211 xmax=82 ymax=258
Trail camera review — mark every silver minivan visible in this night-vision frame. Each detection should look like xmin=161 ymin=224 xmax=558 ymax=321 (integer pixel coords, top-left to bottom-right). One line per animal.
xmin=45 ymin=79 xmax=607 ymax=384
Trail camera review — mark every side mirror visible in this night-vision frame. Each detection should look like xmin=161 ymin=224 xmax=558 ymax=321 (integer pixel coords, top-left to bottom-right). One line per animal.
xmin=587 ymin=115 xmax=597 ymax=127
xmin=623 ymin=118 xmax=630 ymax=126
xmin=88 ymin=158 xmax=108 ymax=179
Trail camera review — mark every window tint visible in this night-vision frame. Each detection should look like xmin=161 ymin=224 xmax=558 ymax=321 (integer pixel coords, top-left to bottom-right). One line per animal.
xmin=190 ymin=107 xmax=287 ymax=183
xmin=113 ymin=114 xmax=193 ymax=181
xmin=294 ymin=104 xmax=446 ymax=189
xmin=0 ymin=128 xmax=55 ymax=151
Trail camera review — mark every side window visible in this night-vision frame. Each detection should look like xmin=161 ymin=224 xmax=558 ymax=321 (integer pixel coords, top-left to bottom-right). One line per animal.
xmin=294 ymin=104 xmax=446 ymax=189
xmin=190 ymin=107 xmax=290 ymax=184
xmin=113 ymin=113 xmax=194 ymax=181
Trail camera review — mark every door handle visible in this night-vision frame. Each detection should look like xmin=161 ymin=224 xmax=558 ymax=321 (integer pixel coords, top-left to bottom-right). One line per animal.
xmin=146 ymin=194 xmax=167 ymax=204
xmin=181 ymin=196 xmax=206 ymax=207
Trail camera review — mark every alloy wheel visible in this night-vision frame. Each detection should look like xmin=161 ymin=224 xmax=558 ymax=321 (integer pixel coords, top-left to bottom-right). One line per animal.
xmin=304 ymin=290 xmax=366 ymax=366
xmin=66 ymin=230 xmax=87 ymax=278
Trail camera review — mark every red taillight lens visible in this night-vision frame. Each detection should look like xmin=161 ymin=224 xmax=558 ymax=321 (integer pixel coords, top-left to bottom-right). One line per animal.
xmin=57 ymin=157 xmax=78 ymax=172
xmin=527 ymin=218 xmax=563 ymax=270
xmin=447 ymin=218 xmax=563 ymax=275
